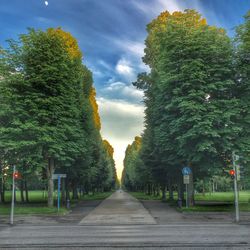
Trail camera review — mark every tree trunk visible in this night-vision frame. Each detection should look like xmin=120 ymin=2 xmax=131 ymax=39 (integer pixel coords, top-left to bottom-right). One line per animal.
xmin=61 ymin=178 xmax=66 ymax=205
xmin=72 ymin=185 xmax=78 ymax=199
xmin=25 ymin=180 xmax=29 ymax=203
xmin=47 ymin=158 xmax=55 ymax=207
xmin=153 ymin=185 xmax=156 ymax=196
xmin=147 ymin=184 xmax=151 ymax=195
xmin=0 ymin=165 xmax=2 ymax=203
xmin=156 ymin=185 xmax=160 ymax=196
xmin=202 ymin=180 xmax=206 ymax=196
xmin=0 ymin=177 xmax=2 ymax=203
xmin=20 ymin=179 xmax=25 ymax=203
xmin=177 ymin=178 xmax=184 ymax=201
xmin=188 ymin=172 xmax=194 ymax=206
xmin=1 ymin=182 xmax=5 ymax=203
xmin=168 ymin=182 xmax=174 ymax=201
xmin=161 ymin=185 xmax=166 ymax=201
xmin=65 ymin=178 xmax=70 ymax=201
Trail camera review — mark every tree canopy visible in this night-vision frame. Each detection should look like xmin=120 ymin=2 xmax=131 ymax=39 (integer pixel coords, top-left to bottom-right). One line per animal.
xmin=122 ymin=9 xmax=250 ymax=204
xmin=0 ymin=28 xmax=117 ymax=206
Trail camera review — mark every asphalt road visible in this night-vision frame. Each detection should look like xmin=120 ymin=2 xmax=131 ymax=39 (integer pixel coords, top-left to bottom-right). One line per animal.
xmin=0 ymin=190 xmax=249 ymax=249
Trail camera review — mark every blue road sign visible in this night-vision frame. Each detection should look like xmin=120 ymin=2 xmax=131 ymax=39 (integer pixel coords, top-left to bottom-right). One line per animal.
xmin=182 ymin=167 xmax=192 ymax=175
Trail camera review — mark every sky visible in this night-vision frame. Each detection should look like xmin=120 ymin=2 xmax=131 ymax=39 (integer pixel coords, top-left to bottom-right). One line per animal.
xmin=1 ymin=0 xmax=249 ymax=179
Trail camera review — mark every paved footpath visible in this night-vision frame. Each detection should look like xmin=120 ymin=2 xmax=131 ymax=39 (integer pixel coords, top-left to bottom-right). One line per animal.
xmin=79 ymin=190 xmax=156 ymax=225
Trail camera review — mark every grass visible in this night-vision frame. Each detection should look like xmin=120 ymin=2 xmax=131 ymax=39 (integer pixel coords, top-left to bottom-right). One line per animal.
xmin=4 ymin=190 xmax=49 ymax=203
xmin=130 ymin=191 xmax=250 ymax=202
xmin=180 ymin=203 xmax=250 ymax=212
xmin=0 ymin=190 xmax=114 ymax=215
xmin=0 ymin=203 xmax=68 ymax=215
xmin=129 ymin=190 xmax=250 ymax=212
xmin=195 ymin=191 xmax=250 ymax=203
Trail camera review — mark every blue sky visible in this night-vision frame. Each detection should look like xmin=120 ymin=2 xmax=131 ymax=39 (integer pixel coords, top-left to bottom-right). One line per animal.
xmin=1 ymin=0 xmax=249 ymax=178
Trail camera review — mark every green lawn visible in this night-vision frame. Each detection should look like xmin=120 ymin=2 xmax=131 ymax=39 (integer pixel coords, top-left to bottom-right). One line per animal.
xmin=180 ymin=203 xmax=250 ymax=212
xmin=195 ymin=191 xmax=250 ymax=203
xmin=4 ymin=190 xmax=48 ymax=203
xmin=0 ymin=190 xmax=114 ymax=215
xmin=130 ymin=191 xmax=250 ymax=202
xmin=0 ymin=204 xmax=68 ymax=215
xmin=3 ymin=190 xmax=113 ymax=202
xmin=130 ymin=191 xmax=250 ymax=212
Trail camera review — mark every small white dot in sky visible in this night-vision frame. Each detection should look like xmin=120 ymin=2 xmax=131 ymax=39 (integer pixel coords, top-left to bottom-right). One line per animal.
xmin=45 ymin=1 xmax=49 ymax=6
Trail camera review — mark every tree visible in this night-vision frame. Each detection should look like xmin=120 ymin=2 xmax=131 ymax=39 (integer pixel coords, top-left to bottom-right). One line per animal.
xmin=0 ymin=28 xmax=117 ymax=206
xmin=133 ymin=10 xmax=239 ymax=205
xmin=235 ymin=11 xmax=250 ymax=180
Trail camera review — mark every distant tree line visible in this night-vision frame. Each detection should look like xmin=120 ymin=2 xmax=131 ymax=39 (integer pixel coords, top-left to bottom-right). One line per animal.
xmin=0 ymin=28 xmax=118 ymax=206
xmin=122 ymin=10 xmax=250 ymax=205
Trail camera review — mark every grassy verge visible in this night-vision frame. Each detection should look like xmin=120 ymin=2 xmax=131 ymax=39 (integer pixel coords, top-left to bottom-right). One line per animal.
xmin=195 ymin=191 xmax=250 ymax=203
xmin=130 ymin=191 xmax=250 ymax=202
xmin=3 ymin=190 xmax=49 ymax=203
xmin=180 ymin=203 xmax=250 ymax=212
xmin=129 ymin=191 xmax=250 ymax=212
xmin=0 ymin=203 xmax=68 ymax=215
xmin=0 ymin=190 xmax=114 ymax=215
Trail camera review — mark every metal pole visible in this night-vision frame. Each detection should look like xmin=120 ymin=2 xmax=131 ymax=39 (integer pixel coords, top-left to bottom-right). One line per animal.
xmin=186 ymin=184 xmax=188 ymax=208
xmin=57 ymin=176 xmax=60 ymax=213
xmin=10 ymin=165 xmax=15 ymax=225
xmin=233 ymin=152 xmax=240 ymax=222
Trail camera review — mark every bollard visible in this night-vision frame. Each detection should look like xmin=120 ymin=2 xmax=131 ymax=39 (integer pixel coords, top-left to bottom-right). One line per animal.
xmin=66 ymin=199 xmax=70 ymax=209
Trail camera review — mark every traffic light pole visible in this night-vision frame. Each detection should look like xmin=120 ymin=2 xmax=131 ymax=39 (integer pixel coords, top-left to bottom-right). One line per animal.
xmin=10 ymin=165 xmax=15 ymax=225
xmin=233 ymin=152 xmax=240 ymax=223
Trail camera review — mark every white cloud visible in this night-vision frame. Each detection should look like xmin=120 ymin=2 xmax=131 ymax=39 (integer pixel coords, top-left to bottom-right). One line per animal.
xmin=114 ymin=39 xmax=145 ymax=58
xmin=112 ymin=40 xmax=150 ymax=77
xmin=157 ymin=0 xmax=182 ymax=13
xmin=101 ymin=81 xmax=144 ymax=103
xmin=133 ymin=0 xmax=183 ymax=15
xmin=98 ymin=60 xmax=113 ymax=71
xmin=97 ymin=97 xmax=145 ymax=179
xmin=116 ymin=58 xmax=135 ymax=78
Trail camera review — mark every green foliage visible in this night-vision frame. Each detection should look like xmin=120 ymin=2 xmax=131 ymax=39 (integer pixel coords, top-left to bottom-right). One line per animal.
xmin=122 ymin=136 xmax=151 ymax=191
xmin=234 ymin=11 xmax=250 ymax=176
xmin=0 ymin=28 xmax=117 ymax=205
xmin=123 ymin=9 xmax=250 ymax=204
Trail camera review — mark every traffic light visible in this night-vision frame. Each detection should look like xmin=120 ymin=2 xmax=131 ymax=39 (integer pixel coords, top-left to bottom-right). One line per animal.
xmin=229 ymin=169 xmax=235 ymax=179
xmin=13 ymin=171 xmax=21 ymax=179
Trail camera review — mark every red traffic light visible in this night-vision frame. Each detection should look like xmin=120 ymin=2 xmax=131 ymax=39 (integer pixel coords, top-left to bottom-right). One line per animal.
xmin=229 ymin=169 xmax=235 ymax=176
xmin=13 ymin=171 xmax=21 ymax=179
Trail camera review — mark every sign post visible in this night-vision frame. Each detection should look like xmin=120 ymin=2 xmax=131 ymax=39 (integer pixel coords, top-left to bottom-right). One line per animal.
xmin=52 ymin=174 xmax=67 ymax=213
xmin=183 ymin=175 xmax=190 ymax=208
xmin=182 ymin=167 xmax=192 ymax=208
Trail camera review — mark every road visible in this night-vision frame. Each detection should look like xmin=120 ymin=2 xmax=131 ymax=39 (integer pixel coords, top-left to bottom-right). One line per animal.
xmin=0 ymin=190 xmax=249 ymax=249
